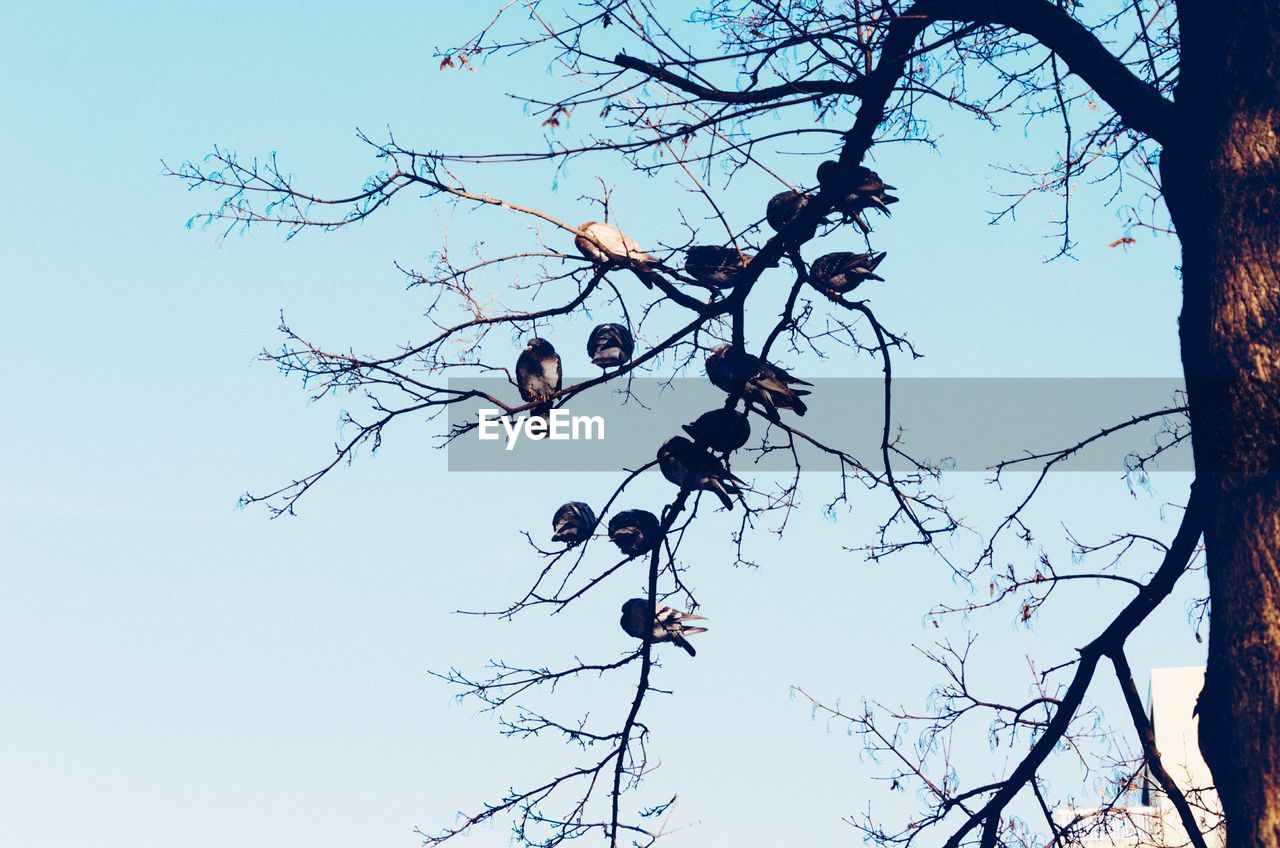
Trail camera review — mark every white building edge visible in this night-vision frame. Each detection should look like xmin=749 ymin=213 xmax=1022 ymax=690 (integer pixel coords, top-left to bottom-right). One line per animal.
xmin=1056 ymin=667 xmax=1224 ymax=847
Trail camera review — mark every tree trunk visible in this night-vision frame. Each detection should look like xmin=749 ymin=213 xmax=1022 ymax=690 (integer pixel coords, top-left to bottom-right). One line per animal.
xmin=1164 ymin=4 xmax=1280 ymax=847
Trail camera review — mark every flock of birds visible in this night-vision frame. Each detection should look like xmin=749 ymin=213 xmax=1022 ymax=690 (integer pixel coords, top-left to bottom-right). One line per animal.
xmin=572 ymin=160 xmax=896 ymax=297
xmin=513 ymin=159 xmax=898 ymax=657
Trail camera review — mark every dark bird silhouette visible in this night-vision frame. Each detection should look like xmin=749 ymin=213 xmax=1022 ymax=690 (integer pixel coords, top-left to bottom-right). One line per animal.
xmin=607 ymin=510 xmax=661 ymax=557
xmin=515 ymin=337 xmax=562 ymax=418
xmin=682 ymin=408 xmax=751 ymax=453
xmin=683 ymin=245 xmax=753 ymax=289
xmin=587 ymin=323 xmax=634 ymax=369
xmin=619 ymin=598 xmax=708 ymax=656
xmin=705 ymin=344 xmax=812 ymax=421
xmin=809 ymin=251 xmax=886 ymax=295
xmin=765 ymin=190 xmax=813 ymax=233
xmin=575 ymin=221 xmax=662 ymax=288
xmin=816 ymin=160 xmax=898 ymax=233
xmin=551 ymin=502 xmax=597 ymax=545
xmin=657 ymin=436 xmax=743 ymax=510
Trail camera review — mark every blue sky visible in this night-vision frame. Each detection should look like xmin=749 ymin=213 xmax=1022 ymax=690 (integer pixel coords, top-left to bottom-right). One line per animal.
xmin=1 ymin=4 xmax=1200 ymax=847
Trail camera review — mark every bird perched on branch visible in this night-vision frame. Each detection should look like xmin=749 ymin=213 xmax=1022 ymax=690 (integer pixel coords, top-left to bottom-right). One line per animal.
xmin=683 ymin=245 xmax=753 ymax=289
xmin=575 ymin=221 xmax=661 ymax=288
xmin=657 ymin=436 xmax=743 ymax=510
xmin=809 ymin=251 xmax=887 ymax=295
xmin=587 ymin=323 xmax=634 ymax=369
xmin=816 ymin=160 xmax=898 ymax=233
xmin=551 ymin=502 xmax=597 ymax=546
xmin=682 ymin=408 xmax=751 ymax=453
xmin=515 ymin=337 xmax=562 ymax=418
xmin=705 ymin=344 xmax=812 ymax=421
xmin=765 ymin=190 xmax=814 ymax=234
xmin=607 ymin=510 xmax=661 ymax=557
xmin=619 ymin=598 xmax=707 ymax=657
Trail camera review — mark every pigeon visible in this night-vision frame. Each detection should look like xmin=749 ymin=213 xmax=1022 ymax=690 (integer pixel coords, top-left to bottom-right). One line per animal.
xmin=683 ymin=245 xmax=753 ymax=289
xmin=587 ymin=323 xmax=634 ymax=369
xmin=766 ymin=190 xmax=814 ymax=233
xmin=705 ymin=344 xmax=812 ymax=420
xmin=809 ymin=251 xmax=886 ymax=295
xmin=607 ymin=510 xmax=661 ymax=557
xmin=551 ymin=502 xmax=597 ymax=545
xmin=657 ymin=436 xmax=743 ymax=510
xmin=515 ymin=337 xmax=562 ymax=417
xmin=682 ymin=408 xmax=751 ymax=453
xmin=575 ymin=221 xmax=662 ymax=288
xmin=619 ymin=598 xmax=708 ymax=656
xmin=816 ymin=160 xmax=898 ymax=232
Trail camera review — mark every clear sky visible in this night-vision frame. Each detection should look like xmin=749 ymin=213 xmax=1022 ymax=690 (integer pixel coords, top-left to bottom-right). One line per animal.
xmin=1 ymin=4 xmax=1201 ymax=847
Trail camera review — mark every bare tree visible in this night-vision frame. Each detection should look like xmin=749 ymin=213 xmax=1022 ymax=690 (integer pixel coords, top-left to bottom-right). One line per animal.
xmin=169 ymin=2 xmax=1280 ymax=847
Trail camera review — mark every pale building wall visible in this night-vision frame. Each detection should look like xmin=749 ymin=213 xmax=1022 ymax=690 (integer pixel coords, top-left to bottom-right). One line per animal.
xmin=1145 ymin=667 xmax=1224 ymax=848
xmin=1057 ymin=667 xmax=1223 ymax=847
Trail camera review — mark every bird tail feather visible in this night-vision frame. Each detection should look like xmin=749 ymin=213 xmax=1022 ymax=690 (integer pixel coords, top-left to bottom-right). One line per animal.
xmin=632 ymin=267 xmax=660 ymax=289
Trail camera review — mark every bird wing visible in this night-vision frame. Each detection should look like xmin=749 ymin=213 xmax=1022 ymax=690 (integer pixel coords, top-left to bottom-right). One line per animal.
xmin=545 ymin=353 xmax=562 ymax=392
xmin=515 ymin=351 xmax=539 ymax=401
xmin=589 ymin=222 xmax=651 ymax=263
xmin=767 ymin=361 xmax=814 ymax=387
xmin=617 ymin=230 xmax=653 ymax=264
xmin=658 ymin=454 xmax=688 ymax=487
xmin=654 ymin=605 xmax=681 ymax=625
xmin=753 ymin=371 xmax=796 ymax=395
xmin=720 ymin=468 xmax=745 ymax=486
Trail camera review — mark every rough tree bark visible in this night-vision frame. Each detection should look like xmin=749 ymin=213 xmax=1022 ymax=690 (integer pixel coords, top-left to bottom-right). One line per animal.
xmin=1165 ymin=3 xmax=1280 ymax=847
